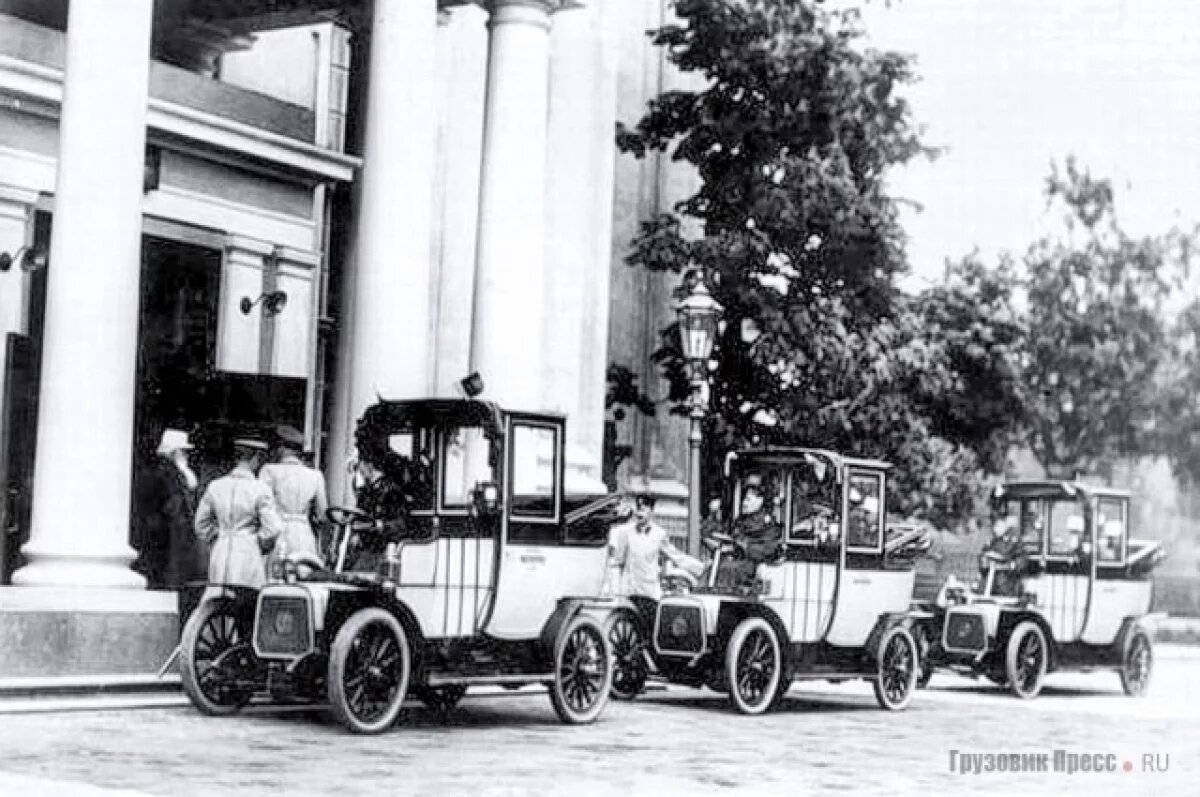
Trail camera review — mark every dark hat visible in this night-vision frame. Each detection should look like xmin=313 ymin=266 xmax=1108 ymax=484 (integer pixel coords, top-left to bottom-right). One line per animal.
xmin=276 ymin=425 xmax=305 ymax=449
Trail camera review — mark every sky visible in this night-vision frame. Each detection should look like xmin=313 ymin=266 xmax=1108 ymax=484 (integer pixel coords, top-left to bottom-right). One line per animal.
xmin=856 ymin=0 xmax=1200 ymax=288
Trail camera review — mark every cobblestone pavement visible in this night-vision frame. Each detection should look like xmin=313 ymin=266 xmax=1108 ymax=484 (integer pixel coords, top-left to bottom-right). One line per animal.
xmin=0 ymin=646 xmax=1196 ymax=797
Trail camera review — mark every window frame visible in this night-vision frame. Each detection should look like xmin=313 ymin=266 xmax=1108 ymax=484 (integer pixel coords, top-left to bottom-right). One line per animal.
xmin=1095 ymin=495 xmax=1128 ymax=567
xmin=506 ymin=418 xmax=563 ymax=525
xmin=844 ymin=468 xmax=886 ymax=555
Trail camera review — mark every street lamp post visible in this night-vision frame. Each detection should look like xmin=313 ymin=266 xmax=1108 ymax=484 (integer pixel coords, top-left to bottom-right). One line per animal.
xmin=676 ymin=276 xmax=722 ymax=557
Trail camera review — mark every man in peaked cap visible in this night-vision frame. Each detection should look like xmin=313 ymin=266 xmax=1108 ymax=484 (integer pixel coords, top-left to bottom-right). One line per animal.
xmin=714 ymin=472 xmax=782 ymax=592
xmin=194 ymin=437 xmax=281 ymax=589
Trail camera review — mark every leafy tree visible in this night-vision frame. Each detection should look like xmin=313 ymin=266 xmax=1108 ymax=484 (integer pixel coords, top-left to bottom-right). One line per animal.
xmin=617 ymin=0 xmax=1024 ymax=527
xmin=1021 ymin=158 xmax=1186 ymax=478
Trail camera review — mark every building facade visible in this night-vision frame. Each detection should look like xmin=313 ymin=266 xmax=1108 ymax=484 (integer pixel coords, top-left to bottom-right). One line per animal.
xmin=0 ymin=0 xmax=694 ymax=677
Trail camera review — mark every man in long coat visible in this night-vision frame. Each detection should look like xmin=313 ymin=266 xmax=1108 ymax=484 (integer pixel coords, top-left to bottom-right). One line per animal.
xmin=260 ymin=425 xmax=328 ymax=564
xmin=714 ymin=474 xmax=782 ymax=591
xmin=194 ymin=439 xmax=282 ymax=589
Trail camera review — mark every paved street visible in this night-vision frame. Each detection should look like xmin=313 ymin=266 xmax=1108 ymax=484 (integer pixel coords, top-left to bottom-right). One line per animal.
xmin=0 ymin=646 xmax=1196 ymax=797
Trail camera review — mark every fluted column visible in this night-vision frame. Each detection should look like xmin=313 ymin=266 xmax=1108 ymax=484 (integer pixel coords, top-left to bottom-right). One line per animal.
xmin=328 ymin=0 xmax=438 ymax=502
xmin=470 ymin=0 xmax=560 ymax=410
xmin=543 ymin=0 xmax=615 ymax=495
xmin=431 ymin=4 xmax=490 ymax=397
xmin=14 ymin=0 xmax=154 ymax=587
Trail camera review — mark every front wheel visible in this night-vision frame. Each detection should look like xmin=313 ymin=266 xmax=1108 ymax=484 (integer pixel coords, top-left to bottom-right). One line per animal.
xmin=872 ymin=625 xmax=919 ymax=711
xmin=726 ymin=617 xmax=783 ymax=715
xmin=1005 ymin=621 xmax=1048 ymax=700
xmin=1120 ymin=628 xmax=1153 ymax=697
xmin=550 ymin=614 xmax=612 ymax=724
xmin=607 ymin=610 xmax=648 ymax=701
xmin=328 ymin=608 xmax=411 ymax=734
xmin=180 ymin=599 xmax=257 ymax=716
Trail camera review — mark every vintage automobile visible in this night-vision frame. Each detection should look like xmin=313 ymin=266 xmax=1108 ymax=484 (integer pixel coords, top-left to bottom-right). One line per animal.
xmin=178 ymin=399 xmax=626 ymax=733
xmin=607 ymin=447 xmax=932 ymax=714
xmin=914 ymin=480 xmax=1167 ymax=699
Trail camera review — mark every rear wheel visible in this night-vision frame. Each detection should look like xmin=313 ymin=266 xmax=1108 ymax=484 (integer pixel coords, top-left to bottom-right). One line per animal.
xmin=607 ymin=610 xmax=648 ymax=701
xmin=180 ymin=599 xmax=256 ymax=716
xmin=1005 ymin=621 xmax=1048 ymax=700
xmin=328 ymin=608 xmax=411 ymax=734
xmin=872 ymin=625 xmax=919 ymax=711
xmin=1120 ymin=628 xmax=1153 ymax=697
xmin=726 ymin=618 xmax=783 ymax=715
xmin=550 ymin=614 xmax=612 ymax=724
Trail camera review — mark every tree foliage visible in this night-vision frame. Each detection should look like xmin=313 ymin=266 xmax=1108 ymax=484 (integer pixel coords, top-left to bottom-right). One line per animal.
xmin=1021 ymin=158 xmax=1186 ymax=478
xmin=617 ymin=0 xmax=1025 ymax=528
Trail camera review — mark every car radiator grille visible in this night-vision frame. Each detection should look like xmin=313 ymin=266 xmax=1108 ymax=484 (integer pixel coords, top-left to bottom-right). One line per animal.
xmin=254 ymin=595 xmax=313 ymax=658
xmin=655 ymin=604 xmax=705 ymax=655
xmin=943 ymin=609 xmax=987 ymax=654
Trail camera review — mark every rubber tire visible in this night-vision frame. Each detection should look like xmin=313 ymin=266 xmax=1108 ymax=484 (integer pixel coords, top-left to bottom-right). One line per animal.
xmin=1119 ymin=628 xmax=1153 ymax=697
xmin=872 ymin=625 xmax=919 ymax=711
xmin=180 ymin=599 xmax=255 ymax=716
xmin=1005 ymin=621 xmax=1048 ymax=700
xmin=550 ymin=614 xmax=613 ymax=725
xmin=606 ymin=610 xmax=648 ymax=701
xmin=328 ymin=608 xmax=411 ymax=734
xmin=726 ymin=617 xmax=783 ymax=715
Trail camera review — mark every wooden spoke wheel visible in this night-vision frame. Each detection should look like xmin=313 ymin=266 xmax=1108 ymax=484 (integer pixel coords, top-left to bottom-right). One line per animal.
xmin=1005 ymin=621 xmax=1048 ymax=700
xmin=607 ymin=610 xmax=648 ymax=701
xmin=872 ymin=625 xmax=919 ymax=711
xmin=1120 ymin=628 xmax=1153 ymax=697
xmin=328 ymin=608 xmax=411 ymax=734
xmin=550 ymin=614 xmax=612 ymax=724
xmin=726 ymin=618 xmax=783 ymax=715
xmin=180 ymin=599 xmax=257 ymax=716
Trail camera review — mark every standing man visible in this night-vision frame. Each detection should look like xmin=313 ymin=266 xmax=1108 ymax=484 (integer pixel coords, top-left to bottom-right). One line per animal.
xmin=260 ymin=425 xmax=328 ymax=564
xmin=133 ymin=429 xmax=202 ymax=589
xmin=194 ymin=438 xmax=282 ymax=589
xmin=602 ymin=493 xmax=693 ymax=616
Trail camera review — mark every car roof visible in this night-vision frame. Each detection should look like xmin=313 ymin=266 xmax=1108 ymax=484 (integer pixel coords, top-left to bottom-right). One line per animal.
xmin=998 ymin=480 xmax=1131 ymax=501
xmin=731 ymin=446 xmax=893 ymax=472
xmin=356 ymin=399 xmax=508 ymax=438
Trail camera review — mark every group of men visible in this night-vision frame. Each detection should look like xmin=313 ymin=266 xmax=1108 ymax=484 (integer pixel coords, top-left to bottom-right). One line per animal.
xmin=135 ymin=426 xmax=329 ymax=591
xmin=601 ymin=473 xmax=784 ymax=603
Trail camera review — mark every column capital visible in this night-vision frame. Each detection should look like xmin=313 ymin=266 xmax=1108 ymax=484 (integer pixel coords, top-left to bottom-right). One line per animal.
xmin=488 ymin=0 xmax=578 ymax=17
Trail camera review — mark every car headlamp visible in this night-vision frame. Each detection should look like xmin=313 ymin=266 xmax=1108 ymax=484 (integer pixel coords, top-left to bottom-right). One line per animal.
xmin=669 ymin=616 xmax=690 ymax=638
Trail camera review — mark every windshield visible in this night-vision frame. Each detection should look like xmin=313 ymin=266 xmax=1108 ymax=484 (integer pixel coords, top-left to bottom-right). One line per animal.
xmin=441 ymin=426 xmax=495 ymax=508
xmin=733 ymin=468 xmax=787 ymax=525
xmin=788 ymin=454 xmax=841 ymax=542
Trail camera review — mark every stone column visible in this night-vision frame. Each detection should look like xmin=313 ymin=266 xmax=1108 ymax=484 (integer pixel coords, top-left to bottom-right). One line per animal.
xmin=328 ymin=0 xmax=438 ymax=502
xmin=469 ymin=0 xmax=559 ymax=410
xmin=431 ymin=4 xmax=489 ymax=397
xmin=543 ymin=0 xmax=615 ymax=495
xmin=13 ymin=0 xmax=154 ymax=588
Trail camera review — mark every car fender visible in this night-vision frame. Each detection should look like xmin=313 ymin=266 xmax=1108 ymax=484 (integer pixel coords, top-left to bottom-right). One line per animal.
xmin=865 ymin=612 xmax=921 ymax=662
xmin=539 ymin=596 xmax=637 ymax=653
xmin=1113 ymin=614 xmax=1158 ymax=661
xmin=995 ymin=610 xmax=1058 ymax=672
xmin=178 ymin=583 xmax=256 ymax=634
xmin=714 ymin=601 xmax=790 ymax=668
xmin=324 ymin=586 xmax=427 ymax=666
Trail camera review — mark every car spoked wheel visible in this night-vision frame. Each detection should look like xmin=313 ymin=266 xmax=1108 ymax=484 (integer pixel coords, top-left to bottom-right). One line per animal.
xmin=872 ymin=626 xmax=919 ymax=711
xmin=607 ymin=610 xmax=648 ymax=701
xmin=726 ymin=618 xmax=782 ymax=715
xmin=550 ymin=615 xmax=612 ymax=724
xmin=328 ymin=608 xmax=411 ymax=734
xmin=419 ymin=685 xmax=468 ymax=715
xmin=1120 ymin=629 xmax=1153 ymax=697
xmin=1005 ymin=621 xmax=1048 ymax=700
xmin=180 ymin=600 xmax=256 ymax=716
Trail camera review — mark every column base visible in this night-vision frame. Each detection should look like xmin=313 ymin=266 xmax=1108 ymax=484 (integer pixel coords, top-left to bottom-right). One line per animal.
xmin=12 ymin=552 xmax=146 ymax=589
xmin=0 ymin=587 xmax=177 ymax=678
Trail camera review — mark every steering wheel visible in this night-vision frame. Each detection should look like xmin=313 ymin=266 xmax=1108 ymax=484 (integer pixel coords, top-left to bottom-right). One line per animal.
xmin=326 ymin=506 xmax=375 ymax=530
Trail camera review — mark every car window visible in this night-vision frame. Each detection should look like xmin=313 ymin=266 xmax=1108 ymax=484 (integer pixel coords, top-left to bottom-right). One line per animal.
xmin=787 ymin=455 xmax=840 ymax=543
xmin=1096 ymin=497 xmax=1126 ymax=564
xmin=1047 ymin=500 xmax=1084 ymax=557
xmin=441 ymin=427 xmax=494 ymax=509
xmin=510 ymin=423 xmax=558 ymax=519
xmin=846 ymin=472 xmax=883 ymax=550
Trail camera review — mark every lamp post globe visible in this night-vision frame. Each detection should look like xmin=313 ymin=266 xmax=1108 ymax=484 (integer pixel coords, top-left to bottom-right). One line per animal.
xmin=676 ymin=275 xmax=722 ymax=557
